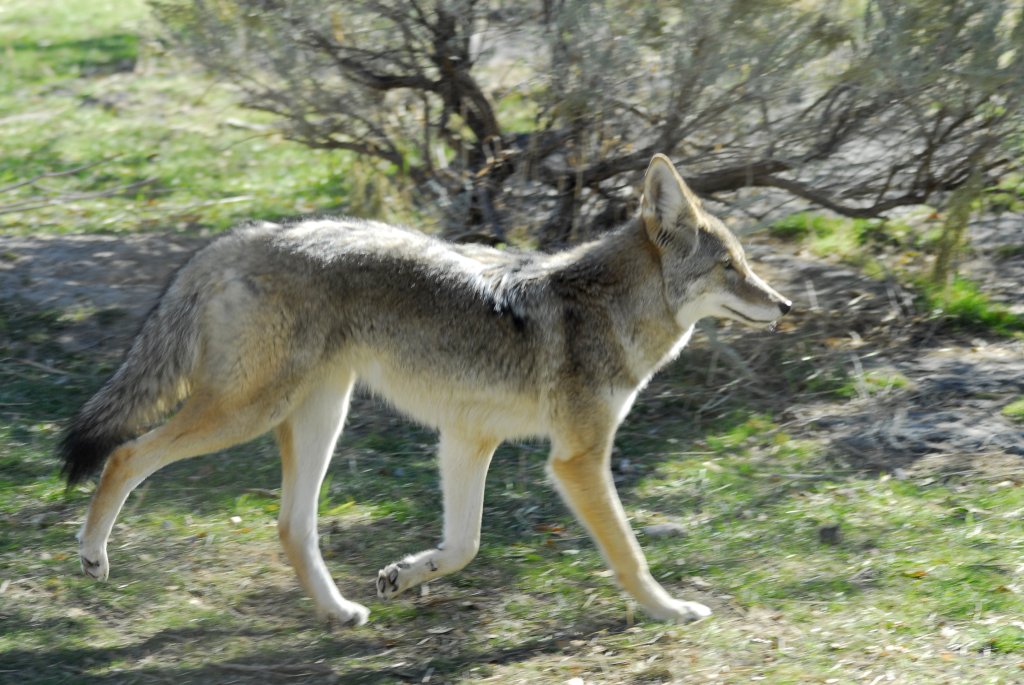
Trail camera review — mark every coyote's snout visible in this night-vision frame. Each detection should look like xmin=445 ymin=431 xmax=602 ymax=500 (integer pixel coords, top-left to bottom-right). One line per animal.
xmin=61 ymin=154 xmax=790 ymax=627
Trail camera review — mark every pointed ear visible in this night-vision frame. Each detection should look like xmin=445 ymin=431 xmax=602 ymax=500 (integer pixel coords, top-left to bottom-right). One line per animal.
xmin=640 ymin=154 xmax=702 ymax=249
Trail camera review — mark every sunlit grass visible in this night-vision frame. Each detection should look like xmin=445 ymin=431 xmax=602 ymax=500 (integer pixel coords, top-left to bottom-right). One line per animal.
xmin=769 ymin=211 xmax=1024 ymax=337
xmin=921 ymin=276 xmax=1024 ymax=336
xmin=0 ymin=0 xmax=429 ymax=238
xmin=1002 ymin=397 xmax=1024 ymax=422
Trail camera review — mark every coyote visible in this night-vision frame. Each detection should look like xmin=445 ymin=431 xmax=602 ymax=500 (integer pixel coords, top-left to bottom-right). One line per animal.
xmin=61 ymin=154 xmax=790 ymax=626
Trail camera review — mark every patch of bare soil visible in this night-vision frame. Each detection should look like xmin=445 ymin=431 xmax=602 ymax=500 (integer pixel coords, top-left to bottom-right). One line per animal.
xmin=1 ymin=223 xmax=1021 ymax=478
xmin=745 ymin=229 xmax=1024 ymax=479
xmin=0 ymin=232 xmax=203 ymax=354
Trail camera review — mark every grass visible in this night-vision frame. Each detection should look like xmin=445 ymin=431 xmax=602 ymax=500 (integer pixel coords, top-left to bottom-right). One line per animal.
xmin=985 ymin=172 xmax=1024 ymax=214
xmin=5 ymin=332 xmax=1024 ymax=683
xmin=766 ymin=212 xmax=913 ymax=262
xmin=1002 ymin=398 xmax=1024 ymax=423
xmin=0 ymin=0 xmax=423 ymax=237
xmin=3 ymin=2 xmax=1024 ymax=683
xmin=768 ymin=212 xmax=1024 ymax=337
xmin=920 ymin=276 xmax=1024 ymax=336
xmin=790 ymin=358 xmax=912 ymax=401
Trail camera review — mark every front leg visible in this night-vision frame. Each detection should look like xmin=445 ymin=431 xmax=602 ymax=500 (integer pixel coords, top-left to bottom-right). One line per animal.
xmin=548 ymin=435 xmax=711 ymax=624
xmin=377 ymin=432 xmax=499 ymax=598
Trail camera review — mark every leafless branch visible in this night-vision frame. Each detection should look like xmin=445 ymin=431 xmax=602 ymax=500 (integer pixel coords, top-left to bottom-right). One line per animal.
xmin=0 ymin=156 xmax=123 ymax=195
xmin=0 ymin=178 xmax=156 ymax=216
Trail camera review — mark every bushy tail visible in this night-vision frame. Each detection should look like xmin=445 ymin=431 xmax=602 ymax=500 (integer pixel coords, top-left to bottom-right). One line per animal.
xmin=60 ymin=287 xmax=203 ymax=486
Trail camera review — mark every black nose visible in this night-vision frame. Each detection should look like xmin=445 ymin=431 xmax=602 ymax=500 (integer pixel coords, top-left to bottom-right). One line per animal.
xmin=778 ymin=300 xmax=792 ymax=315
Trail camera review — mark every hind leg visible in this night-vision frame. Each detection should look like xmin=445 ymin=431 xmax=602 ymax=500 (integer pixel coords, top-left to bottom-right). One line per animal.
xmin=274 ymin=370 xmax=367 ymax=626
xmin=78 ymin=391 xmax=279 ymax=581
xmin=377 ymin=431 xmax=498 ymax=598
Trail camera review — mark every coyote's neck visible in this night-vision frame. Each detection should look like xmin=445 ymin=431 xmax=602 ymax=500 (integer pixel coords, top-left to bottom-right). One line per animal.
xmin=554 ymin=221 xmax=693 ymax=387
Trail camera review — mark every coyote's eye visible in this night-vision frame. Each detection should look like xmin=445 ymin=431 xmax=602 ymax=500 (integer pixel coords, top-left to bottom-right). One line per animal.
xmin=722 ymin=259 xmax=734 ymax=271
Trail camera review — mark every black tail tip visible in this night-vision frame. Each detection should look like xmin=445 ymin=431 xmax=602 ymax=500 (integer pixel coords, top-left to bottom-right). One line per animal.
xmin=59 ymin=427 xmax=121 ymax=487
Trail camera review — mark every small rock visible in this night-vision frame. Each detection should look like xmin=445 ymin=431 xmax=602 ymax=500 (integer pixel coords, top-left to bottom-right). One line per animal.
xmin=818 ymin=523 xmax=842 ymax=546
xmin=29 ymin=513 xmax=53 ymax=529
xmin=688 ymin=576 xmax=713 ymax=590
xmin=642 ymin=523 xmax=687 ymax=538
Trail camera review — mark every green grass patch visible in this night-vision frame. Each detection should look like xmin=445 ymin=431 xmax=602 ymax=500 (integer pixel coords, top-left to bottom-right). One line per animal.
xmin=0 ymin=0 xmax=147 ymax=91
xmin=769 ymin=210 xmax=1023 ymax=337
xmin=768 ymin=211 xmax=837 ymax=241
xmin=983 ymin=171 xmax=1024 ymax=214
xmin=798 ymin=360 xmax=911 ymax=401
xmin=766 ymin=212 xmax=919 ymax=286
xmin=0 ymin=0 xmax=426 ymax=238
xmin=832 ymin=369 xmax=911 ymax=399
xmin=631 ymin=413 xmax=1024 ymax=661
xmin=1001 ymin=397 xmax=1024 ymax=422
xmin=767 ymin=212 xmax=912 ymax=258
xmin=920 ymin=276 xmax=1024 ymax=336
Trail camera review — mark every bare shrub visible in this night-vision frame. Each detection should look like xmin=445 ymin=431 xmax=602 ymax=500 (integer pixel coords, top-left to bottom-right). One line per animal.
xmin=153 ymin=0 xmax=1024 ymax=245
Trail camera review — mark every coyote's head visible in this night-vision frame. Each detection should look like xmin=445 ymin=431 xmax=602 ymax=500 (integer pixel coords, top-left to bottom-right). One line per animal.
xmin=640 ymin=154 xmax=791 ymax=329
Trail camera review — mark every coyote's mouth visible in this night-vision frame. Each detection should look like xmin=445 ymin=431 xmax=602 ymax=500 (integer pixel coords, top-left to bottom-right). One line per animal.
xmin=723 ymin=305 xmax=779 ymax=332
xmin=723 ymin=305 xmax=767 ymax=324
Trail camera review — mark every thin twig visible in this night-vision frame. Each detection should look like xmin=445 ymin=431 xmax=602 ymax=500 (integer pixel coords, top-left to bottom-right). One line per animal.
xmin=214 ymin=662 xmax=335 ymax=676
xmin=0 ymin=155 xmax=124 ymax=195
xmin=0 ymin=178 xmax=156 ymax=216
xmin=0 ymin=357 xmax=75 ymax=376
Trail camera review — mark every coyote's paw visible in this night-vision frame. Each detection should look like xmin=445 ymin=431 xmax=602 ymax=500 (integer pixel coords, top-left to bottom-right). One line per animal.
xmin=79 ymin=549 xmax=109 ymax=581
xmin=377 ymin=548 xmax=459 ymax=599
xmin=376 ymin=560 xmax=417 ymax=599
xmin=646 ymin=599 xmax=712 ymax=624
xmin=318 ymin=599 xmax=370 ymax=627
xmin=376 ymin=557 xmax=432 ymax=597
